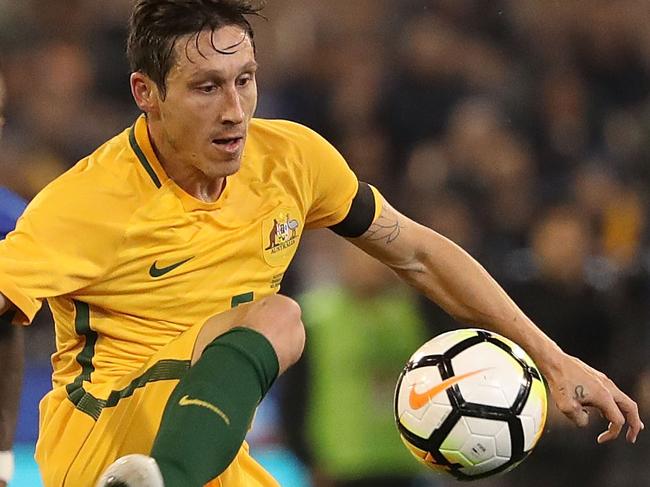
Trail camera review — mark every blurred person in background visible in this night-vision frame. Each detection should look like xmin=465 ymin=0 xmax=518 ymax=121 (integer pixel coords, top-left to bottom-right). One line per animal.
xmin=0 ymin=69 xmax=25 ymax=487
xmin=0 ymin=71 xmax=27 ymax=233
xmin=287 ymin=238 xmax=427 ymax=487
xmin=501 ymin=204 xmax=614 ymax=487
xmin=443 ymin=98 xmax=539 ymax=269
xmin=571 ymin=164 xmax=650 ymax=487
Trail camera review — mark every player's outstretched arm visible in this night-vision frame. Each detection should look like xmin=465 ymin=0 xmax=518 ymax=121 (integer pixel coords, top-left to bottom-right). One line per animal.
xmin=348 ymin=197 xmax=644 ymax=444
xmin=0 ymin=293 xmax=24 ymax=487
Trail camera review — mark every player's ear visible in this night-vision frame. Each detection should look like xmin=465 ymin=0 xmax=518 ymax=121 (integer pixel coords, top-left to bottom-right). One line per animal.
xmin=130 ymin=72 xmax=160 ymax=113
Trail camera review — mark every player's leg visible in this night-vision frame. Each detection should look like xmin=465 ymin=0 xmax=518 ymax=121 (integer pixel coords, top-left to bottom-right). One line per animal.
xmin=98 ymin=294 xmax=305 ymax=487
xmin=151 ymin=294 xmax=304 ymax=486
xmin=192 ymin=292 xmax=305 ymax=372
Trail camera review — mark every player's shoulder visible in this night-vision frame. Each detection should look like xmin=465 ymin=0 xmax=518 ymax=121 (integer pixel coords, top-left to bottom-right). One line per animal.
xmin=27 ymin=126 xmax=146 ymax=221
xmin=248 ymin=118 xmax=317 ymax=138
xmin=248 ymin=118 xmax=331 ymax=154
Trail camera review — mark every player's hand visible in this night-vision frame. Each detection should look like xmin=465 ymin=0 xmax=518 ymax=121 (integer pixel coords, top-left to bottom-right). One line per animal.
xmin=544 ymin=352 xmax=644 ymax=443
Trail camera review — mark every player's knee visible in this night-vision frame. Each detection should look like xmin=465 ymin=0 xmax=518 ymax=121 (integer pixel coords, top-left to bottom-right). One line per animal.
xmin=254 ymin=294 xmax=302 ymax=324
xmin=245 ymin=295 xmax=305 ymax=374
xmin=273 ymin=313 xmax=306 ymax=374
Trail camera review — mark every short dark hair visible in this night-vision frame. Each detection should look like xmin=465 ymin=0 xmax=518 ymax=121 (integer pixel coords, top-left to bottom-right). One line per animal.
xmin=127 ymin=0 xmax=266 ymax=97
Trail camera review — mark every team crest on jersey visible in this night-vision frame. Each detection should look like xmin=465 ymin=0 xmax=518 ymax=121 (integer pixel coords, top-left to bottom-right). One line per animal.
xmin=262 ymin=208 xmax=302 ymax=267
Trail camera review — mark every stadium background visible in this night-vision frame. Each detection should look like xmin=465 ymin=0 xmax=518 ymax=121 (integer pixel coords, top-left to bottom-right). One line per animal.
xmin=0 ymin=0 xmax=648 ymax=485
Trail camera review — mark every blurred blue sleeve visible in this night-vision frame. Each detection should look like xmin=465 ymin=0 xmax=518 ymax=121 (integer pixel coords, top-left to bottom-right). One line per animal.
xmin=0 ymin=187 xmax=27 ymax=239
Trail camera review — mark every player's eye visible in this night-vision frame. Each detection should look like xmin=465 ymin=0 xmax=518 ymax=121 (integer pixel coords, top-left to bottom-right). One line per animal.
xmin=197 ymin=84 xmax=217 ymax=94
xmin=237 ymin=75 xmax=253 ymax=87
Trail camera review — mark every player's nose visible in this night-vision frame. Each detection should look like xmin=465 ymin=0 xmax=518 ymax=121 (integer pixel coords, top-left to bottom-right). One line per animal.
xmin=220 ymin=87 xmax=244 ymax=125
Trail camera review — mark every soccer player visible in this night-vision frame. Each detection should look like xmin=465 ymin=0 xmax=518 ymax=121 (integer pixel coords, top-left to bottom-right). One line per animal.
xmin=0 ymin=69 xmax=26 ymax=487
xmin=0 ymin=1 xmax=643 ymax=487
xmin=0 ymin=186 xmax=25 ymax=487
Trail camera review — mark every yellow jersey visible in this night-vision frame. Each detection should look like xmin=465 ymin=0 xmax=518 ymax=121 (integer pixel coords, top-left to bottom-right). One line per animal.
xmin=0 ymin=115 xmax=358 ymax=411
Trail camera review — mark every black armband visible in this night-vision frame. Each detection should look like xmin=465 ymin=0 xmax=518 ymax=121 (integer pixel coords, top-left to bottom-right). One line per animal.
xmin=329 ymin=182 xmax=376 ymax=238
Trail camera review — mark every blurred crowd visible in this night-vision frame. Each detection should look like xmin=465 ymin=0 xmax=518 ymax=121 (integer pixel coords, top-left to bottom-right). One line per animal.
xmin=0 ymin=1 xmax=649 ymax=486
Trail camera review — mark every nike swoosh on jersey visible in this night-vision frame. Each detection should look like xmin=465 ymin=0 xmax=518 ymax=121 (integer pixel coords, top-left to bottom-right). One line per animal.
xmin=148 ymin=257 xmax=194 ymax=278
xmin=178 ymin=395 xmax=231 ymax=425
xmin=408 ymin=368 xmax=489 ymax=410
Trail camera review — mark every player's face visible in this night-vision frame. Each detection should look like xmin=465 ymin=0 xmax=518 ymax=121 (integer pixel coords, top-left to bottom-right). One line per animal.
xmin=152 ymin=26 xmax=258 ymax=180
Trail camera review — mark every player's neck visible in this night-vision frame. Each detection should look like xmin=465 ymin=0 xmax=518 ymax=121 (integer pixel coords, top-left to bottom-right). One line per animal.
xmin=147 ymin=122 xmax=226 ymax=203
xmin=168 ymin=168 xmax=227 ymax=203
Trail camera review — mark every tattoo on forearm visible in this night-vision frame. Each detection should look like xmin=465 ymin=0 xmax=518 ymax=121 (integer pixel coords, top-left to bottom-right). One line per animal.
xmin=364 ymin=209 xmax=402 ymax=244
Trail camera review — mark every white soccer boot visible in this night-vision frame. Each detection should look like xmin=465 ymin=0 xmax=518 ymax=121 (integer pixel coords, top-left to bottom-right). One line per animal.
xmin=95 ymin=454 xmax=165 ymax=487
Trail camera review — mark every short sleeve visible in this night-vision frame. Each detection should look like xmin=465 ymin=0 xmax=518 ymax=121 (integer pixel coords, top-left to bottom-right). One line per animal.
xmin=298 ymin=126 xmax=359 ymax=229
xmin=0 ymin=175 xmax=126 ymax=324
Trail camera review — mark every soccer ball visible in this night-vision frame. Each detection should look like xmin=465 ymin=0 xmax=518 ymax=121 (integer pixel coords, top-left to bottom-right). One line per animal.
xmin=394 ymin=328 xmax=547 ymax=481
